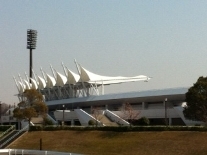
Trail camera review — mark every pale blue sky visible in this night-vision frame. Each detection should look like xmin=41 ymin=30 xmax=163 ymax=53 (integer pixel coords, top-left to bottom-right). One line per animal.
xmin=1 ymin=1 xmax=207 ymax=104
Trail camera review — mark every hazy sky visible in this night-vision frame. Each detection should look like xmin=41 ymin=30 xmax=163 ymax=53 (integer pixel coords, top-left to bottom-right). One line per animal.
xmin=1 ymin=1 xmax=207 ymax=104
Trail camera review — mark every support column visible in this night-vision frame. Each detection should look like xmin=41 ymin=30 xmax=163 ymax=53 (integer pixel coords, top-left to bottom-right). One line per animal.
xmin=90 ymin=106 xmax=93 ymax=114
xmin=142 ymin=102 xmax=145 ymax=110
xmin=164 ymin=98 xmax=168 ymax=126
xmin=142 ymin=102 xmax=148 ymax=109
xmin=71 ymin=119 xmax=74 ymax=126
xmin=169 ymin=117 xmax=172 ymax=126
xmin=105 ymin=105 xmax=108 ymax=110
xmin=29 ymin=49 xmax=32 ymax=83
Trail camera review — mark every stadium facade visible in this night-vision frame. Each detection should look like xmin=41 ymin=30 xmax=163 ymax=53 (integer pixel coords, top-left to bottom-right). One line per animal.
xmin=12 ymin=60 xmax=202 ymax=127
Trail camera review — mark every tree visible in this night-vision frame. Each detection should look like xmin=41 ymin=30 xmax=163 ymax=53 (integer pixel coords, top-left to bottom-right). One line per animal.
xmin=183 ymin=76 xmax=207 ymax=122
xmin=120 ymin=102 xmax=140 ymax=127
xmin=13 ymin=89 xmax=48 ymax=129
xmin=91 ymin=106 xmax=103 ymax=127
xmin=0 ymin=103 xmax=9 ymax=114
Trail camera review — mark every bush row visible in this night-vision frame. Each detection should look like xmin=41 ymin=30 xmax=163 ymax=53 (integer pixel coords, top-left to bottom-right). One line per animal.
xmin=29 ymin=125 xmax=207 ymax=132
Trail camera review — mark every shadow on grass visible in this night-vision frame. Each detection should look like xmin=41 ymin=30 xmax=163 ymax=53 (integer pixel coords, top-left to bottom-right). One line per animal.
xmin=98 ymin=131 xmax=125 ymax=139
xmin=73 ymin=130 xmax=124 ymax=139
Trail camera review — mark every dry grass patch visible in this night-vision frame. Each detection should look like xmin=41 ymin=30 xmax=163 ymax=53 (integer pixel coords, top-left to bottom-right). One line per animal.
xmin=8 ymin=131 xmax=207 ymax=155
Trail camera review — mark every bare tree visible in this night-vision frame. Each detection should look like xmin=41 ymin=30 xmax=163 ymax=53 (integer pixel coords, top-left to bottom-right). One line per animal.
xmin=120 ymin=102 xmax=140 ymax=127
xmin=91 ymin=106 xmax=103 ymax=127
xmin=0 ymin=103 xmax=9 ymax=115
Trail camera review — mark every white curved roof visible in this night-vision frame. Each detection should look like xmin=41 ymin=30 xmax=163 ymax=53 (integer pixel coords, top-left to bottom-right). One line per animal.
xmin=14 ymin=60 xmax=150 ymax=94
xmin=18 ymin=81 xmax=25 ymax=93
xmin=56 ymin=72 xmax=67 ymax=87
xmin=66 ymin=68 xmax=80 ymax=84
xmin=38 ymin=76 xmax=46 ymax=89
xmin=24 ymin=80 xmax=30 ymax=89
xmin=30 ymin=78 xmax=38 ymax=89
xmin=79 ymin=65 xmax=149 ymax=85
xmin=46 ymin=74 xmax=56 ymax=88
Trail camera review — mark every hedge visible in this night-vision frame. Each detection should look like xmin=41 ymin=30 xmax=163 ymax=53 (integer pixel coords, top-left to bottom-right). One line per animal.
xmin=29 ymin=125 xmax=207 ymax=132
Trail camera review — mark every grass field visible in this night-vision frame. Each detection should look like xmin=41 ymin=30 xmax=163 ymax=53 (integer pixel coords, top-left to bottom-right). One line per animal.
xmin=7 ymin=131 xmax=207 ymax=155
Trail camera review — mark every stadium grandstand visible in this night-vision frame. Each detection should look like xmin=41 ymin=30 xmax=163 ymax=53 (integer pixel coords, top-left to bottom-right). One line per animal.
xmin=11 ymin=60 xmax=202 ymax=127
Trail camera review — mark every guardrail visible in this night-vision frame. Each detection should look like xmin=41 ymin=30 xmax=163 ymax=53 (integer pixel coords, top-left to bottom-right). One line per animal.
xmin=0 ymin=125 xmax=29 ymax=148
xmin=104 ymin=110 xmax=130 ymax=126
xmin=0 ymin=125 xmax=15 ymax=138
xmin=0 ymin=149 xmax=84 ymax=155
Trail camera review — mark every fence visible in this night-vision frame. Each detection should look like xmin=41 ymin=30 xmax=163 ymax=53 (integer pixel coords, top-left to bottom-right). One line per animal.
xmin=0 ymin=125 xmax=15 ymax=138
xmin=0 ymin=149 xmax=84 ymax=155
xmin=0 ymin=125 xmax=28 ymax=148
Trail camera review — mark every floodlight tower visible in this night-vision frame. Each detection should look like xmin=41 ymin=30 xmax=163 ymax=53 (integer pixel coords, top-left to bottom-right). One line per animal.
xmin=27 ymin=29 xmax=37 ymax=83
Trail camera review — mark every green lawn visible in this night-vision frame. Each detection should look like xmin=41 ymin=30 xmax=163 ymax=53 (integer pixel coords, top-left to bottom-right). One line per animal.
xmin=8 ymin=131 xmax=207 ymax=155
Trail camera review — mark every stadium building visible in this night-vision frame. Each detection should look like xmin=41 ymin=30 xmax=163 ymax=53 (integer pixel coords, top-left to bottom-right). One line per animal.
xmin=13 ymin=60 xmax=202 ymax=127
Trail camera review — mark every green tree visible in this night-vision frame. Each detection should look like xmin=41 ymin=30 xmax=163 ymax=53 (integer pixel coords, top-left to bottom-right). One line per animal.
xmin=183 ymin=76 xmax=207 ymax=122
xmin=13 ymin=89 xmax=48 ymax=129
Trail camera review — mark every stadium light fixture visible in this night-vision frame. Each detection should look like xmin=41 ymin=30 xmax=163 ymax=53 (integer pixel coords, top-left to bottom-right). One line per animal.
xmin=27 ymin=29 xmax=37 ymax=83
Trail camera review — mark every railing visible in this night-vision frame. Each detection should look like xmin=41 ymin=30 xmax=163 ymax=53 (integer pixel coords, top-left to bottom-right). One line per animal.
xmin=0 ymin=149 xmax=84 ymax=155
xmin=47 ymin=113 xmax=57 ymax=125
xmin=104 ymin=110 xmax=130 ymax=126
xmin=0 ymin=125 xmax=15 ymax=138
xmin=74 ymin=109 xmax=104 ymax=126
xmin=0 ymin=125 xmax=29 ymax=148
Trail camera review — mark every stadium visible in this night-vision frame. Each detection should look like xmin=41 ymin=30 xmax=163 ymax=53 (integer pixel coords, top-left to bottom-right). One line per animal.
xmin=12 ymin=60 xmax=202 ymax=127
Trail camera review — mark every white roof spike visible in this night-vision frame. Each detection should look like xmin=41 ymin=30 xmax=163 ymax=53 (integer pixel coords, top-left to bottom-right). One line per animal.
xmin=40 ymin=67 xmax=47 ymax=82
xmin=50 ymin=64 xmax=56 ymax=80
xmin=66 ymin=68 xmax=80 ymax=84
xmin=25 ymin=72 xmax=29 ymax=83
xmin=30 ymin=78 xmax=38 ymax=89
xmin=61 ymin=62 xmax=68 ymax=77
xmin=46 ymin=73 xmax=56 ymax=88
xmin=24 ymin=79 xmax=31 ymax=89
xmin=74 ymin=60 xmax=87 ymax=96
xmin=13 ymin=76 xmax=21 ymax=93
xmin=56 ymin=71 xmax=67 ymax=87
xmin=74 ymin=59 xmax=81 ymax=75
xmin=38 ymin=76 xmax=46 ymax=89
xmin=18 ymin=81 xmax=25 ymax=93
xmin=18 ymin=74 xmax=24 ymax=86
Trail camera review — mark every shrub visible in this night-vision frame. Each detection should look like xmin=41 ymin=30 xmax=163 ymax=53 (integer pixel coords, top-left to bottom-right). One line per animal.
xmin=137 ymin=117 xmax=150 ymax=126
xmin=30 ymin=126 xmax=43 ymax=131
xmin=88 ymin=120 xmax=95 ymax=126
xmin=43 ymin=118 xmax=54 ymax=126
